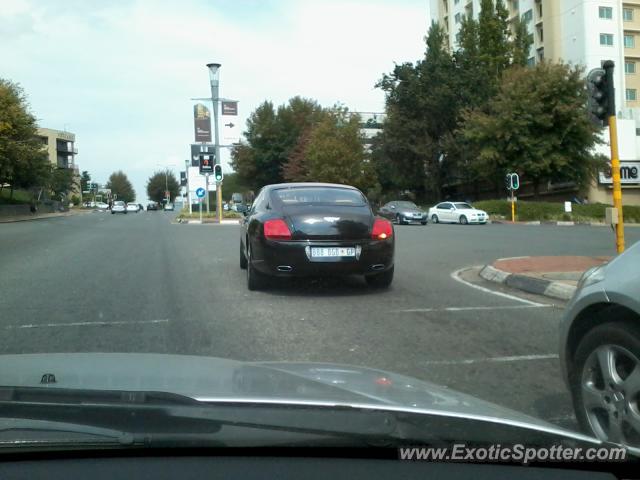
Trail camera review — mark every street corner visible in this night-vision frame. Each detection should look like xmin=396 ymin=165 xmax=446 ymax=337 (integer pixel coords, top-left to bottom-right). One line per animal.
xmin=480 ymin=256 xmax=611 ymax=301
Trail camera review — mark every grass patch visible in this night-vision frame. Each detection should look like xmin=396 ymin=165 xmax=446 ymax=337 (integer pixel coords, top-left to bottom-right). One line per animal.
xmin=0 ymin=188 xmax=32 ymax=205
xmin=472 ymin=200 xmax=640 ymax=223
xmin=178 ymin=210 xmax=242 ymax=220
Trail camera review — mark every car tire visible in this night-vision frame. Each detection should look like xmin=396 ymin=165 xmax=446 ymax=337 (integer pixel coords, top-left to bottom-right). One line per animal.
xmin=431 ymin=214 xmax=439 ymax=224
xmin=569 ymin=320 xmax=640 ymax=447
xmin=247 ymin=246 xmax=266 ymax=291
xmin=421 ymin=221 xmax=427 ymax=225
xmin=365 ymin=266 xmax=394 ymax=289
xmin=459 ymin=215 xmax=468 ymax=225
xmin=240 ymin=241 xmax=247 ymax=269
xmin=111 ymin=211 xmax=115 ymax=215
xmin=395 ymin=214 xmax=404 ymax=225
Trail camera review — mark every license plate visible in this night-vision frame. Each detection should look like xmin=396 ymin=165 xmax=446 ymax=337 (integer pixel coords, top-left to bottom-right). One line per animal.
xmin=311 ymin=247 xmax=355 ymax=258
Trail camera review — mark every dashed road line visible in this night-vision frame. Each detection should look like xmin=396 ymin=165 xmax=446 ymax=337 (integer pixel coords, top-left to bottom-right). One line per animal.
xmin=4 ymin=319 xmax=169 ymax=329
xmin=422 ymin=354 xmax=559 ymax=366
xmin=395 ymin=305 xmax=553 ymax=313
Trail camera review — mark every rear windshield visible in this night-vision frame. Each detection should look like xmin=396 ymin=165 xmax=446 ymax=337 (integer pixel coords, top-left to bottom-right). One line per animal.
xmin=273 ymin=187 xmax=366 ymax=206
xmin=114 ymin=201 xmax=125 ymax=206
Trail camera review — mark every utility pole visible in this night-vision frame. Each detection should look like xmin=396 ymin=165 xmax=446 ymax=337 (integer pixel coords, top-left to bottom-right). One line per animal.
xmin=186 ymin=159 xmax=191 ymax=214
xmin=207 ymin=63 xmax=223 ymax=223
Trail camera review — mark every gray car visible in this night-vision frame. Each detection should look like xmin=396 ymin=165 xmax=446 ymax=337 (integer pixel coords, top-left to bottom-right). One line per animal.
xmin=378 ymin=200 xmax=427 ymax=225
xmin=560 ymin=239 xmax=640 ymax=449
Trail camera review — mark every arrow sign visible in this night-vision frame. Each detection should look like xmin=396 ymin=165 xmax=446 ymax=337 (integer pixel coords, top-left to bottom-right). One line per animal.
xmin=195 ymin=187 xmax=206 ymax=198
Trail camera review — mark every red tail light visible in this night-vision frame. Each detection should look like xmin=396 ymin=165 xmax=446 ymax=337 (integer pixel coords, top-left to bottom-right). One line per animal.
xmin=372 ymin=218 xmax=393 ymax=240
xmin=264 ymin=219 xmax=292 ymax=240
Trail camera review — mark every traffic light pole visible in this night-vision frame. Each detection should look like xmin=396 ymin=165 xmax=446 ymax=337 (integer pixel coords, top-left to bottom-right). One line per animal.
xmin=603 ymin=61 xmax=625 ymax=253
xmin=205 ymin=173 xmax=210 ymax=214
xmin=511 ymin=188 xmax=515 ymax=223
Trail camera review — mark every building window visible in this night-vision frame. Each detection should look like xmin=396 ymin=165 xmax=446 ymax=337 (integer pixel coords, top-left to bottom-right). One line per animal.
xmin=455 ymin=12 xmax=461 ymax=23
xmin=626 ymin=61 xmax=636 ymax=74
xmin=512 ymin=0 xmax=519 ymax=10
xmin=454 ymin=0 xmax=459 ymax=4
xmin=625 ymin=34 xmax=635 ymax=48
xmin=538 ymin=26 xmax=544 ymax=42
xmin=523 ymin=9 xmax=533 ymax=23
xmin=626 ymin=88 xmax=637 ymax=101
xmin=624 ymin=8 xmax=633 ymax=21
xmin=599 ymin=6 xmax=613 ymax=19
xmin=527 ymin=57 xmax=535 ymax=66
xmin=537 ymin=2 xmax=542 ymax=18
xmin=600 ymin=33 xmax=613 ymax=46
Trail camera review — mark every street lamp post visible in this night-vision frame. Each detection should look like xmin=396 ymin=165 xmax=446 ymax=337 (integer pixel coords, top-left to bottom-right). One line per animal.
xmin=157 ymin=164 xmax=175 ymax=207
xmin=207 ymin=63 xmax=223 ymax=223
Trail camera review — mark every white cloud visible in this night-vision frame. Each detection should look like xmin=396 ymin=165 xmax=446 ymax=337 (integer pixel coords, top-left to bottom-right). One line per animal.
xmin=0 ymin=0 xmax=428 ymax=201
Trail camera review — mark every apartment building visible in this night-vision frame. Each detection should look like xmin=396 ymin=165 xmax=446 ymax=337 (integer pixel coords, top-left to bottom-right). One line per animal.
xmin=432 ymin=0 xmax=640 ymax=205
xmin=36 ymin=127 xmax=82 ymax=198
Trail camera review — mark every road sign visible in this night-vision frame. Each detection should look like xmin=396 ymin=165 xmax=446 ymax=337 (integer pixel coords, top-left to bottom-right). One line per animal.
xmin=199 ymin=154 xmax=215 ymax=174
xmin=196 ymin=187 xmax=206 ymax=198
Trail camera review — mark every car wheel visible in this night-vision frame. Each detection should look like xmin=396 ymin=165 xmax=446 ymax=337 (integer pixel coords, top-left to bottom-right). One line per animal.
xmin=239 ymin=240 xmax=247 ymax=269
xmin=246 ymin=246 xmax=266 ymax=291
xmin=459 ymin=215 xmax=468 ymax=225
xmin=570 ymin=321 xmax=640 ymax=448
xmin=421 ymin=221 xmax=427 ymax=225
xmin=431 ymin=214 xmax=439 ymax=224
xmin=395 ymin=214 xmax=404 ymax=225
xmin=111 ymin=211 xmax=115 ymax=215
xmin=365 ymin=266 xmax=394 ymax=289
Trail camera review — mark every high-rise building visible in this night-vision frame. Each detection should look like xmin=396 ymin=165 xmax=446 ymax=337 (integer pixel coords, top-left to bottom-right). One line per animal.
xmin=37 ymin=127 xmax=82 ymax=198
xmin=432 ymin=0 xmax=640 ymax=204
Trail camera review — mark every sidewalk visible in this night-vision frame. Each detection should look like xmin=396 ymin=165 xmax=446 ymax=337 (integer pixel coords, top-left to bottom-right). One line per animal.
xmin=480 ymin=255 xmax=611 ymax=301
xmin=0 ymin=209 xmax=86 ymax=223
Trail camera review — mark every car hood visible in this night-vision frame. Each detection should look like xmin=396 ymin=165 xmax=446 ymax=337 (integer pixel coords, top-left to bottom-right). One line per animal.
xmin=0 ymin=353 xmax=593 ymax=442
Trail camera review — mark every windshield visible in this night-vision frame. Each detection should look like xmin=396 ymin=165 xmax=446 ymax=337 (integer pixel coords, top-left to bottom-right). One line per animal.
xmin=2 ymin=0 xmax=640 ymax=463
xmin=274 ymin=187 xmax=366 ymax=206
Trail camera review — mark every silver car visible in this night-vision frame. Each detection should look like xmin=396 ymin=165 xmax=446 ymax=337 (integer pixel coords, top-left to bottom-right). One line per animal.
xmin=560 ymin=240 xmax=640 ymax=449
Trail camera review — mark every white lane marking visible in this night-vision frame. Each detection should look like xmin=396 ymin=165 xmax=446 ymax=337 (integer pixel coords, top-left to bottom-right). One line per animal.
xmin=451 ymin=267 xmax=548 ymax=307
xmin=395 ymin=305 xmax=552 ymax=313
xmin=423 ymin=354 xmax=559 ymax=366
xmin=4 ymin=319 xmax=169 ymax=330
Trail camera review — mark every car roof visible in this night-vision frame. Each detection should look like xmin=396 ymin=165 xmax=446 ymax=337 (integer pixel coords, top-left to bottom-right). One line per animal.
xmin=265 ymin=182 xmax=360 ymax=191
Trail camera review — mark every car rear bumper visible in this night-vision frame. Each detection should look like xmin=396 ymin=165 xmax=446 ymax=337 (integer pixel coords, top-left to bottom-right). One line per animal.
xmin=252 ymin=239 xmax=394 ymax=277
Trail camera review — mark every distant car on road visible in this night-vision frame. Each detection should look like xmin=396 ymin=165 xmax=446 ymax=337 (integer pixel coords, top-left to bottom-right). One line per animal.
xmin=164 ymin=203 xmax=175 ymax=211
xmin=428 ymin=202 xmax=488 ymax=225
xmin=147 ymin=202 xmax=158 ymax=211
xmin=95 ymin=202 xmax=109 ymax=211
xmin=240 ymin=182 xmax=395 ymax=291
xmin=126 ymin=203 xmax=139 ymax=213
xmin=83 ymin=201 xmax=97 ymax=208
xmin=111 ymin=201 xmax=127 ymax=214
xmin=378 ymin=201 xmax=427 ymax=225
xmin=560 ymin=240 xmax=640 ymax=449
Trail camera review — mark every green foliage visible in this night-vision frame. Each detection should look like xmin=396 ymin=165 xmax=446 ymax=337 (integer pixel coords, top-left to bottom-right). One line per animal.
xmin=80 ymin=170 xmax=91 ymax=191
xmin=48 ymin=167 xmax=75 ymax=198
xmin=71 ymin=194 xmax=81 ymax=206
xmin=107 ymin=170 xmax=136 ymax=202
xmin=0 ymin=78 xmax=50 ymax=193
xmin=146 ymin=170 xmax=179 ymax=204
xmin=472 ymin=200 xmax=640 ymax=223
xmin=0 ymin=187 xmax=31 ymax=205
xmin=231 ymin=97 xmax=324 ymax=190
xmin=511 ymin=17 xmax=533 ymax=67
xmin=220 ymin=172 xmax=252 ymax=201
xmin=460 ymin=63 xmax=603 ymax=195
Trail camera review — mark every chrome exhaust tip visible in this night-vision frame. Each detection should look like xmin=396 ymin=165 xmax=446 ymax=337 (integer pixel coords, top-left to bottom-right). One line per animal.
xmin=371 ymin=264 xmax=385 ymax=271
xmin=277 ymin=265 xmax=293 ymax=272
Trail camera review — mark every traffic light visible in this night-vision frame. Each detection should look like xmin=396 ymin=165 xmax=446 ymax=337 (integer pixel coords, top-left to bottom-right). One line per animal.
xmin=587 ymin=62 xmax=615 ymax=126
xmin=199 ymin=154 xmax=214 ymax=174
xmin=214 ymin=164 xmax=223 ymax=182
xmin=510 ymin=173 xmax=519 ymax=190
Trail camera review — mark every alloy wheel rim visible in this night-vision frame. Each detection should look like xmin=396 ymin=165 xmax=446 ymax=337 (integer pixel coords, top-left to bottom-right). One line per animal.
xmin=581 ymin=344 xmax=640 ymax=447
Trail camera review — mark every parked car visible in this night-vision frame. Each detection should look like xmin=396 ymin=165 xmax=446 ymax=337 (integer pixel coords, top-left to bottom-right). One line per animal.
xmin=147 ymin=202 xmax=158 ymax=211
xmin=378 ymin=201 xmax=427 ymax=225
xmin=164 ymin=203 xmax=175 ymax=211
xmin=126 ymin=203 xmax=139 ymax=213
xmin=83 ymin=201 xmax=97 ymax=208
xmin=95 ymin=202 xmax=109 ymax=210
xmin=111 ymin=201 xmax=127 ymax=214
xmin=560 ymin=240 xmax=640 ymax=449
xmin=240 ymin=183 xmax=394 ymax=291
xmin=428 ymin=202 xmax=488 ymax=225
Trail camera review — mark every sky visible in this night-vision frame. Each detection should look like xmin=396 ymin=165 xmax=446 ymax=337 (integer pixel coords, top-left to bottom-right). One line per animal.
xmin=1 ymin=0 xmax=430 ymax=202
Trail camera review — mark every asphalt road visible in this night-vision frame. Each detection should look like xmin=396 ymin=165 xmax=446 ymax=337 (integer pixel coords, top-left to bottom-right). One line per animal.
xmin=1 ymin=210 xmax=639 ymax=430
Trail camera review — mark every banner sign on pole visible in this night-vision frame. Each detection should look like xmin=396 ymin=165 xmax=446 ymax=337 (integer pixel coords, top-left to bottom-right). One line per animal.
xmin=193 ymin=103 xmax=212 ymax=142
xmin=221 ymin=101 xmax=238 ymax=116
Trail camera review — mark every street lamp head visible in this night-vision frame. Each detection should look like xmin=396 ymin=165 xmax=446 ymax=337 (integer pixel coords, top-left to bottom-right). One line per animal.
xmin=207 ymin=63 xmax=221 ymax=84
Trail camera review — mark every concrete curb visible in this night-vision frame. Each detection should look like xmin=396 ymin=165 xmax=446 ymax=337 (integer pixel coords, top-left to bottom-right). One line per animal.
xmin=479 ymin=260 xmax=576 ymax=301
xmin=176 ymin=218 xmax=240 ymax=225
xmin=0 ymin=211 xmax=83 ymax=223
xmin=491 ymin=219 xmax=638 ymax=227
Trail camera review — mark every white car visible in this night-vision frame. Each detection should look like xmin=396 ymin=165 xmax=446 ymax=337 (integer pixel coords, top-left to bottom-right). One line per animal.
xmin=126 ymin=203 xmax=139 ymax=213
xmin=428 ymin=202 xmax=488 ymax=225
xmin=111 ymin=201 xmax=127 ymax=214
xmin=95 ymin=202 xmax=109 ymax=210
xmin=164 ymin=203 xmax=174 ymax=211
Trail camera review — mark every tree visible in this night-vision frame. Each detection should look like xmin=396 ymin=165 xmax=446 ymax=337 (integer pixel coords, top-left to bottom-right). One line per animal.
xmin=48 ymin=167 xmax=75 ymax=198
xmin=460 ymin=63 xmax=604 ymax=197
xmin=106 ymin=170 xmax=135 ymax=202
xmin=0 ymin=78 xmax=49 ymax=198
xmin=231 ymin=97 xmax=325 ymax=190
xmin=146 ymin=170 xmax=179 ymax=203
xmin=375 ymin=22 xmax=460 ymax=200
xmin=80 ymin=170 xmax=91 ymax=192
xmin=281 ymin=127 xmax=313 ymax=182
xmin=302 ymin=109 xmax=378 ymax=192
xmin=512 ymin=17 xmax=533 ymax=67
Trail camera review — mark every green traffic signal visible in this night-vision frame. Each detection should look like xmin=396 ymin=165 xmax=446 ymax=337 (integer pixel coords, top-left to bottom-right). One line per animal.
xmin=214 ymin=164 xmax=223 ymax=182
